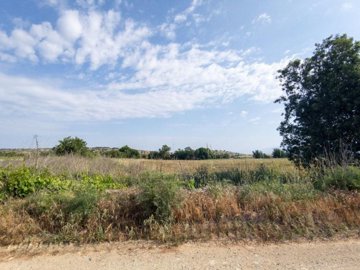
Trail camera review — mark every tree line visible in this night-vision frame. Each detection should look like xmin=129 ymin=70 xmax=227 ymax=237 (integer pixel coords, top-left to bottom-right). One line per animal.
xmin=52 ymin=136 xmax=248 ymax=160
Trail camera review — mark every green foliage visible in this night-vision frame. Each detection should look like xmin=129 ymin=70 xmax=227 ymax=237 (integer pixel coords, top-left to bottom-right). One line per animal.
xmin=148 ymin=145 xmax=171 ymax=159
xmin=25 ymin=186 xmax=100 ymax=233
xmin=103 ymin=145 xmax=140 ymax=158
xmin=0 ymin=167 xmax=69 ymax=197
xmin=0 ymin=150 xmax=25 ymax=158
xmin=0 ymin=167 xmax=124 ymax=198
xmin=194 ymin=147 xmax=213 ymax=160
xmin=137 ymin=174 xmax=182 ymax=223
xmin=272 ymin=148 xmax=287 ymax=158
xmin=158 ymin=145 xmax=171 ymax=159
xmin=313 ymin=166 xmax=360 ymax=191
xmin=118 ymin=145 xmax=140 ymax=158
xmin=173 ymin=147 xmax=195 ymax=160
xmin=193 ymin=165 xmax=212 ymax=188
xmin=252 ymin=150 xmax=270 ymax=159
xmin=276 ymin=34 xmax=360 ymax=166
xmin=53 ymin=136 xmax=90 ymax=156
xmin=78 ymin=174 xmax=125 ymax=190
xmin=238 ymin=180 xmax=317 ymax=202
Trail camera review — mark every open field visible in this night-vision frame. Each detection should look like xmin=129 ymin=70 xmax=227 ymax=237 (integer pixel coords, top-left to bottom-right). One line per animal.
xmin=0 ymin=156 xmax=359 ymax=246
xmin=0 ymin=156 xmax=295 ymax=175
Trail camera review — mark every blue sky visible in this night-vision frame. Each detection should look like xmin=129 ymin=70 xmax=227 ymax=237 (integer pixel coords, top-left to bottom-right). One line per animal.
xmin=0 ymin=0 xmax=359 ymax=153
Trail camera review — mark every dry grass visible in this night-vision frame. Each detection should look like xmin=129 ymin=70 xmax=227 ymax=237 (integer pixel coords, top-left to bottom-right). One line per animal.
xmin=0 ymin=155 xmax=296 ymax=177
xmin=1 ymin=188 xmax=359 ymax=245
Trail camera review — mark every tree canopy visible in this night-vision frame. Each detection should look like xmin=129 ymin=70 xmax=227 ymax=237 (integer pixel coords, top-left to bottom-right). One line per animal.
xmin=53 ymin=136 xmax=89 ymax=156
xmin=276 ymin=34 xmax=360 ymax=166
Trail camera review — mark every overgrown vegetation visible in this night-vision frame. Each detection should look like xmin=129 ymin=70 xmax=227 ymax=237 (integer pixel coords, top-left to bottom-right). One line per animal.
xmin=0 ymin=157 xmax=359 ymax=245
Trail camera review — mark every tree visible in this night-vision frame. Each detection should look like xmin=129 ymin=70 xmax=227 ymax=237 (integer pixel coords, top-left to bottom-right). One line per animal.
xmin=252 ymin=150 xmax=269 ymax=159
xmin=173 ymin=147 xmax=195 ymax=160
xmin=272 ymin=148 xmax=287 ymax=158
xmin=53 ymin=136 xmax=89 ymax=156
xmin=118 ymin=145 xmax=140 ymax=158
xmin=194 ymin=147 xmax=213 ymax=160
xmin=276 ymin=34 xmax=360 ymax=166
xmin=158 ymin=145 xmax=171 ymax=159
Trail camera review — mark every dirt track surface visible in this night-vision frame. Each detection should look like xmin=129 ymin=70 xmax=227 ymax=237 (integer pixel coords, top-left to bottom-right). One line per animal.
xmin=0 ymin=239 xmax=359 ymax=270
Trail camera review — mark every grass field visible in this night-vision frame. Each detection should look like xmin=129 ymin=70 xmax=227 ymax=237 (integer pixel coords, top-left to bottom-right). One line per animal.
xmin=0 ymin=156 xmax=359 ymax=245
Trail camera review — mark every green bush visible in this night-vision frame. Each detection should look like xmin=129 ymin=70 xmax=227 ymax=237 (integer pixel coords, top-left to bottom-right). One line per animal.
xmin=0 ymin=167 xmax=125 ymax=199
xmin=313 ymin=166 xmax=360 ymax=191
xmin=137 ymin=174 xmax=182 ymax=223
xmin=1 ymin=167 xmax=69 ymax=197
xmin=53 ymin=136 xmax=90 ymax=156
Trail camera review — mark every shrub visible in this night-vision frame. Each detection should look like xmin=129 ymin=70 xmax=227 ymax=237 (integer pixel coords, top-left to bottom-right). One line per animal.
xmin=313 ymin=166 xmax=360 ymax=191
xmin=272 ymin=148 xmax=287 ymax=158
xmin=1 ymin=167 xmax=68 ymax=197
xmin=252 ymin=150 xmax=270 ymax=159
xmin=137 ymin=174 xmax=182 ymax=223
xmin=25 ymin=186 xmax=100 ymax=234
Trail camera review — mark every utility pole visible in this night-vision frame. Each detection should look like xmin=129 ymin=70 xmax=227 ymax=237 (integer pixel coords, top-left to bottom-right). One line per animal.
xmin=34 ymin=135 xmax=39 ymax=169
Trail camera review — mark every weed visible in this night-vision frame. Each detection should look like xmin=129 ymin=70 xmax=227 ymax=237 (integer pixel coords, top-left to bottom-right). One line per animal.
xmin=137 ymin=173 xmax=183 ymax=223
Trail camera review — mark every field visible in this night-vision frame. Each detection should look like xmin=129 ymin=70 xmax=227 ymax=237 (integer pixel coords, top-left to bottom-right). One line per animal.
xmin=0 ymin=155 xmax=359 ymax=245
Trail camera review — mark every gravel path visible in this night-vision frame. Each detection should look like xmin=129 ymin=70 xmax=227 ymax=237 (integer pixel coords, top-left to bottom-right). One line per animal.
xmin=0 ymin=239 xmax=359 ymax=270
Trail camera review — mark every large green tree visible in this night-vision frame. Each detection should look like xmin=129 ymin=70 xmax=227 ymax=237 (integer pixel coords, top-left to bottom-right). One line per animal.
xmin=276 ymin=34 xmax=360 ymax=166
xmin=53 ymin=136 xmax=89 ymax=156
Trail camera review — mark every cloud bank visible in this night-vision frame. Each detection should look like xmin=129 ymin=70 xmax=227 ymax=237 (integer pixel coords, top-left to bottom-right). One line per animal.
xmin=0 ymin=2 xmax=288 ymax=121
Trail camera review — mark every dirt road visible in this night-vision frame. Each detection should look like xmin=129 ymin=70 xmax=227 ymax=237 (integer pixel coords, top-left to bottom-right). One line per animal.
xmin=0 ymin=239 xmax=359 ymax=270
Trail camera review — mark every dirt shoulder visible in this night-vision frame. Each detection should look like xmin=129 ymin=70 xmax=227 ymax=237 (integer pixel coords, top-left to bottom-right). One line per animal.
xmin=0 ymin=239 xmax=359 ymax=270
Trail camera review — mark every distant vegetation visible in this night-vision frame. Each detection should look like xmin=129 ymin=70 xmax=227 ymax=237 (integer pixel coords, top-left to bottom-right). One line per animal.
xmin=252 ymin=150 xmax=270 ymax=159
xmin=102 ymin=145 xmax=141 ymax=159
xmin=53 ymin=136 xmax=91 ymax=157
xmin=17 ymin=137 xmax=246 ymax=160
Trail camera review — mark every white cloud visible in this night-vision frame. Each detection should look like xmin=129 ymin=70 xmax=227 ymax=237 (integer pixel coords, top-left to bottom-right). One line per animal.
xmin=0 ymin=72 xmax=208 ymax=121
xmin=0 ymin=4 xmax=291 ymax=122
xmin=174 ymin=0 xmax=202 ymax=24
xmin=0 ymin=9 xmax=151 ymax=69
xmin=57 ymin=10 xmax=83 ymax=41
xmin=0 ymin=42 xmax=288 ymax=121
xmin=110 ymin=43 xmax=288 ymax=102
xmin=252 ymin=13 xmax=272 ymax=24
xmin=159 ymin=23 xmax=176 ymax=40
xmin=159 ymin=0 xmax=204 ymax=40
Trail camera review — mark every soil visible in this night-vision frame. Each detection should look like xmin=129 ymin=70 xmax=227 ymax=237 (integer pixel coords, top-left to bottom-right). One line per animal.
xmin=0 ymin=239 xmax=359 ymax=270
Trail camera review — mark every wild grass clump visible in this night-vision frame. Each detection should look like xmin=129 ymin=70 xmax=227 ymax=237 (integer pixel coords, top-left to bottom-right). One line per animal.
xmin=25 ymin=187 xmax=99 ymax=229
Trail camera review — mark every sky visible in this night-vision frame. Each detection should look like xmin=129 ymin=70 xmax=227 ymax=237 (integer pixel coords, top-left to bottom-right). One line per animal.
xmin=0 ymin=0 xmax=359 ymax=153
